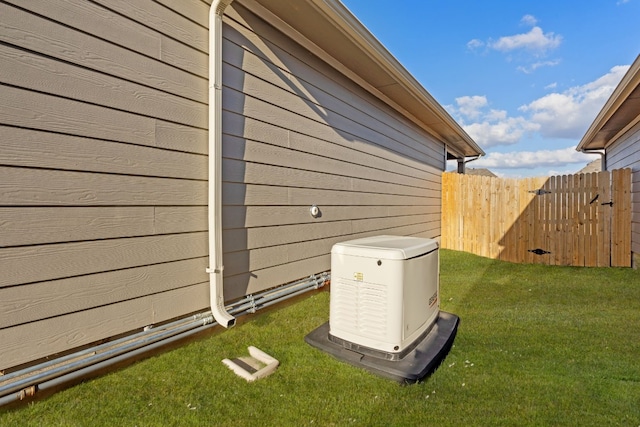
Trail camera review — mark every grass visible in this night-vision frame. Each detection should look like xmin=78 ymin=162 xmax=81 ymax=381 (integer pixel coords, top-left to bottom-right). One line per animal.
xmin=2 ymin=249 xmax=640 ymax=426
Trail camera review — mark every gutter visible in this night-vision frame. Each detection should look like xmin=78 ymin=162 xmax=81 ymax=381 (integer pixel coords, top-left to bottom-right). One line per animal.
xmin=578 ymin=148 xmax=605 ymax=171
xmin=207 ymin=0 xmax=236 ymax=328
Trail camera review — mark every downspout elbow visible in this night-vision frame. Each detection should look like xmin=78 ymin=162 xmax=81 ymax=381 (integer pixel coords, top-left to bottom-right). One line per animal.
xmin=457 ymin=155 xmax=481 ymax=174
xmin=578 ymin=148 xmax=605 ymax=172
xmin=206 ymin=266 xmax=235 ymax=328
xmin=208 ymin=0 xmax=235 ymax=328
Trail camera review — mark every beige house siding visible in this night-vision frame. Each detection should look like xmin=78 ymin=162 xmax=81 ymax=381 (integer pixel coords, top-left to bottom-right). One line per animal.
xmin=1 ymin=1 xmax=445 ymax=371
xmin=221 ymin=4 xmax=445 ymax=300
xmin=605 ymin=121 xmax=640 ymax=255
xmin=0 ymin=0 xmax=210 ymax=371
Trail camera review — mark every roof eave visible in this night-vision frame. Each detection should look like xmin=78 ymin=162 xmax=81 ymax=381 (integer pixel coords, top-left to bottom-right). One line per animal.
xmin=312 ymin=0 xmax=484 ymax=157
xmin=237 ymin=0 xmax=484 ymax=158
xmin=577 ymin=55 xmax=640 ymax=151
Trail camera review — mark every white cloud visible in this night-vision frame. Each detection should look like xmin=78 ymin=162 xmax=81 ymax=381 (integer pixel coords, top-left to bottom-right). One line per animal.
xmin=489 ymin=26 xmax=562 ymax=53
xmin=449 ymin=97 xmax=539 ymax=148
xmin=517 ymin=59 xmax=561 ymax=73
xmin=544 ymin=82 xmax=558 ymax=90
xmin=450 ymin=64 xmax=630 ymax=149
xmin=467 ymin=16 xmax=563 ymax=72
xmin=485 ymin=109 xmax=507 ymax=121
xmin=520 ymin=64 xmax=630 ymax=138
xmin=473 ymin=147 xmax=592 ymax=169
xmin=520 ymin=14 xmax=538 ymax=26
xmin=467 ymin=39 xmax=484 ymax=50
xmin=463 ymin=117 xmax=540 ymax=148
xmin=454 ymin=95 xmax=488 ymax=119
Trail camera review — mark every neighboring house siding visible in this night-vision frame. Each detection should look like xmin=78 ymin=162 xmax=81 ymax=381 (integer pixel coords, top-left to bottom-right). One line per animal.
xmin=0 ymin=1 xmax=444 ymax=371
xmin=606 ymin=121 xmax=640 ymax=255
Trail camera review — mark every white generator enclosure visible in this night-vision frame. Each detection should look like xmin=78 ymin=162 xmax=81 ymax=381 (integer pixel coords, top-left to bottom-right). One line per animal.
xmin=329 ymin=235 xmax=440 ymax=357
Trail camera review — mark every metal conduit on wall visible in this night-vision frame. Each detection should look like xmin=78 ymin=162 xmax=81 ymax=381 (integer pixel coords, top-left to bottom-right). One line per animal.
xmin=0 ymin=273 xmax=329 ymax=407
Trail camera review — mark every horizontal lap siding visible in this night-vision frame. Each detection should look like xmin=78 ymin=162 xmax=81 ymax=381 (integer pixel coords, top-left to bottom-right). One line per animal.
xmin=0 ymin=0 xmax=447 ymax=371
xmin=607 ymin=121 xmax=640 ymax=254
xmin=0 ymin=1 xmax=210 ymax=371
xmin=221 ymin=5 xmax=444 ymax=300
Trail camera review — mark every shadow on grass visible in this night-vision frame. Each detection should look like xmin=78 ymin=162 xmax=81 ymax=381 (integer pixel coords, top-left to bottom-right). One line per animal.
xmin=439 ymin=249 xmax=640 ymax=425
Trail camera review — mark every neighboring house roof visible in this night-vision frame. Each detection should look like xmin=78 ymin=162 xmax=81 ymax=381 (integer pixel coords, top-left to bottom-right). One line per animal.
xmin=577 ymin=159 xmax=602 ymax=174
xmin=239 ymin=0 xmax=484 ymax=159
xmin=465 ymin=168 xmax=497 ymax=177
xmin=578 ymin=55 xmax=640 ymax=151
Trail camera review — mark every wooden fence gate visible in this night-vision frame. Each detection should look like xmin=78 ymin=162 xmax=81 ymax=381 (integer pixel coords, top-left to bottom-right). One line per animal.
xmin=441 ymin=169 xmax=631 ymax=267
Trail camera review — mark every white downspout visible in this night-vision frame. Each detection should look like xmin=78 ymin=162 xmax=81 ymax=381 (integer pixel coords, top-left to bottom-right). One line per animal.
xmin=207 ymin=0 xmax=235 ymax=328
xmin=579 ymin=148 xmax=606 ymax=171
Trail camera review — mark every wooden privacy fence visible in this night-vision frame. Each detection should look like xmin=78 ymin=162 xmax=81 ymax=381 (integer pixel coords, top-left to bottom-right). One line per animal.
xmin=441 ymin=169 xmax=632 ymax=267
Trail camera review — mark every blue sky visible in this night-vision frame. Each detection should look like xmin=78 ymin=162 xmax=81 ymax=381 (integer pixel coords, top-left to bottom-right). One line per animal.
xmin=341 ymin=0 xmax=640 ymax=177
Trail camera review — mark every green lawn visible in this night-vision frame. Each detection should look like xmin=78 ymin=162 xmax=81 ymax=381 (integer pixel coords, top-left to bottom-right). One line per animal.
xmin=2 ymin=250 xmax=640 ymax=426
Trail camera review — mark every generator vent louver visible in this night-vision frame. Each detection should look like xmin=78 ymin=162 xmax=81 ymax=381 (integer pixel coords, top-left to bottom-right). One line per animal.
xmin=331 ymin=279 xmax=387 ymax=340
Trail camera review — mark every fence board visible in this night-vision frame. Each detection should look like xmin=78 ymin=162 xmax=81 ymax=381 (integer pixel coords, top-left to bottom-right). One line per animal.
xmin=612 ymin=168 xmax=632 ymax=266
xmin=576 ymin=174 xmax=585 ymax=266
xmin=585 ymin=173 xmax=597 ymax=266
xmin=551 ymin=175 xmax=561 ymax=266
xmin=441 ymin=169 xmax=631 ymax=267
